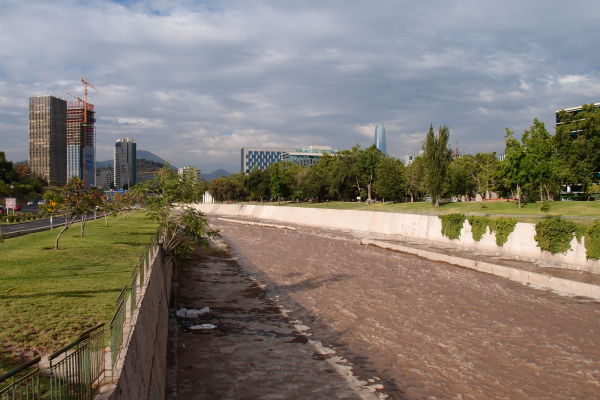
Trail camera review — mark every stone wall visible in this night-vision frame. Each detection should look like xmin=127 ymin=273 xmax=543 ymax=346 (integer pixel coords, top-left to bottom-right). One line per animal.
xmin=97 ymin=247 xmax=173 ymax=400
xmin=192 ymin=203 xmax=600 ymax=274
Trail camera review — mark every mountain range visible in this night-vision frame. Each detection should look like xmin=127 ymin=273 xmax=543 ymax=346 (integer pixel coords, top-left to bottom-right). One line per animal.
xmin=96 ymin=150 xmax=233 ymax=181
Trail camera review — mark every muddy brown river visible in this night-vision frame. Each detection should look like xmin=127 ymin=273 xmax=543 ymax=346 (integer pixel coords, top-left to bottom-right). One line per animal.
xmin=174 ymin=219 xmax=600 ymax=399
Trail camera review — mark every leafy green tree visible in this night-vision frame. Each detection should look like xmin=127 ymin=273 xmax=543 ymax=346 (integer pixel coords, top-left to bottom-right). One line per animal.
xmin=521 ymin=119 xmax=559 ymax=201
xmin=327 ymin=148 xmax=360 ymax=201
xmin=136 ymin=166 xmax=219 ymax=267
xmin=53 ymin=178 xmax=94 ymax=249
xmin=294 ymin=167 xmax=320 ymax=201
xmin=267 ymin=162 xmax=299 ymax=202
xmin=245 ymin=168 xmax=270 ymax=201
xmin=356 ymin=145 xmax=384 ymax=203
xmin=500 ymin=129 xmax=526 ymax=207
xmin=208 ymin=175 xmax=243 ymax=202
xmin=373 ymin=157 xmax=405 ymax=202
xmin=555 ymin=104 xmax=600 ymax=188
xmin=423 ymin=125 xmax=452 ymax=207
xmin=447 ymin=156 xmax=476 ymax=200
xmin=405 ymin=156 xmax=426 ymax=202
xmin=473 ymin=152 xmax=501 ymax=199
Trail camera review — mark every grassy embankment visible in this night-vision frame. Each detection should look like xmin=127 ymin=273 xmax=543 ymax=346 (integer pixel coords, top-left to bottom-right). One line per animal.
xmin=0 ymin=212 xmax=157 ymax=374
xmin=276 ymin=200 xmax=600 ymax=223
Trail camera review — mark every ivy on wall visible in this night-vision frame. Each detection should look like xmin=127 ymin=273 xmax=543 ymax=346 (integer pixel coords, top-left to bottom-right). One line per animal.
xmin=489 ymin=218 xmax=517 ymax=247
xmin=439 ymin=213 xmax=466 ymax=240
xmin=441 ymin=213 xmax=600 ymax=260
xmin=467 ymin=216 xmax=489 ymax=241
xmin=584 ymin=221 xmax=600 ymax=260
xmin=534 ymin=216 xmax=579 ymax=254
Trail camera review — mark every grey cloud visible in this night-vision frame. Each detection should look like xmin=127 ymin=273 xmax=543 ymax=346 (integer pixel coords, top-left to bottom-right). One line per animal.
xmin=0 ymin=0 xmax=599 ymax=171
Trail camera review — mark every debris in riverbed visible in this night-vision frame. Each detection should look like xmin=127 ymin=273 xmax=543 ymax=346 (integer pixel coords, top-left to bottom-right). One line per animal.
xmin=190 ymin=324 xmax=217 ymax=331
xmin=176 ymin=307 xmax=210 ymax=318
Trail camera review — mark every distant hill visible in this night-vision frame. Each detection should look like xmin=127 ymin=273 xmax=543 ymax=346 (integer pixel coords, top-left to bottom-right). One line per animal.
xmin=203 ymin=169 xmax=234 ymax=181
xmin=137 ymin=159 xmax=172 ymax=183
xmin=96 ymin=149 xmax=172 ymax=169
xmin=137 ymin=150 xmax=170 ymax=165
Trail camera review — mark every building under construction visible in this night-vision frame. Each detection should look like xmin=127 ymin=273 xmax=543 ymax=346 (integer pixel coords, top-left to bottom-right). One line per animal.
xmin=66 ymin=100 xmax=96 ymax=185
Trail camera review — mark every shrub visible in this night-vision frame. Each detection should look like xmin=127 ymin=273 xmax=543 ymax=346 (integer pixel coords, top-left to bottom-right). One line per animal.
xmin=585 ymin=221 xmax=600 ymax=260
xmin=439 ymin=213 xmax=466 ymax=240
xmin=489 ymin=218 xmax=517 ymax=246
xmin=540 ymin=201 xmax=551 ymax=213
xmin=534 ymin=216 xmax=579 ymax=254
xmin=468 ymin=216 xmax=489 ymax=241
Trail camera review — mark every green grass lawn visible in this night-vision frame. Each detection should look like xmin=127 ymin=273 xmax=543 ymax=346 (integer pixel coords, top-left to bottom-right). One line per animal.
xmin=271 ymin=200 xmax=600 ymax=222
xmin=0 ymin=212 xmax=157 ymax=374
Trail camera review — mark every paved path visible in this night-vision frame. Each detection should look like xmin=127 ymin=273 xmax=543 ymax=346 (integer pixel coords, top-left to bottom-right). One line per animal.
xmin=174 ymin=218 xmax=600 ymax=400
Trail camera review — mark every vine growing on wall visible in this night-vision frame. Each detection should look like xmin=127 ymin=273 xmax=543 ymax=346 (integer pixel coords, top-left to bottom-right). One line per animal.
xmin=467 ymin=216 xmax=489 ymax=241
xmin=534 ymin=216 xmax=579 ymax=254
xmin=467 ymin=216 xmax=517 ymax=246
xmin=489 ymin=218 xmax=517 ymax=247
xmin=439 ymin=213 xmax=466 ymax=240
xmin=585 ymin=221 xmax=600 ymax=260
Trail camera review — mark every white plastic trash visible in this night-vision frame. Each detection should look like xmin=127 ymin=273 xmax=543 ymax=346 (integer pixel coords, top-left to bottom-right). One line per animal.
xmin=190 ymin=324 xmax=217 ymax=330
xmin=176 ymin=307 xmax=211 ymax=319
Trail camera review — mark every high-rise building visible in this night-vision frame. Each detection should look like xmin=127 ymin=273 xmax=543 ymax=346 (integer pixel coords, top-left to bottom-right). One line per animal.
xmin=282 ymin=146 xmax=338 ymax=167
xmin=66 ymin=101 xmax=96 ymax=185
xmin=241 ymin=146 xmax=339 ymax=173
xmin=28 ymin=96 xmax=67 ymax=185
xmin=178 ymin=166 xmax=202 ymax=183
xmin=241 ymin=147 xmax=294 ymax=173
xmin=374 ymin=124 xmax=387 ymax=155
xmin=114 ymin=138 xmax=136 ymax=189
xmin=96 ymin=167 xmax=113 ymax=189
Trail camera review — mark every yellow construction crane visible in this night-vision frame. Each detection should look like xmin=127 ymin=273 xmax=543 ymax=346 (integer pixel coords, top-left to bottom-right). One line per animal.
xmin=69 ymin=77 xmax=99 ymax=125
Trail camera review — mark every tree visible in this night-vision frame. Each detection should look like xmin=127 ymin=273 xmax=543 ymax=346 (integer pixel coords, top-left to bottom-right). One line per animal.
xmin=447 ymin=156 xmax=476 ymax=200
xmin=267 ymin=162 xmax=299 ymax=202
xmin=405 ymin=156 xmax=426 ymax=202
xmin=500 ymin=129 xmax=526 ymax=207
xmin=356 ymin=145 xmax=384 ymax=203
xmin=423 ymin=125 xmax=452 ymax=207
xmin=521 ymin=119 xmax=559 ymax=201
xmin=245 ymin=168 xmax=270 ymax=201
xmin=555 ymin=104 xmax=600 ymax=189
xmin=373 ymin=157 xmax=405 ymax=202
xmin=137 ymin=166 xmax=219 ymax=267
xmin=294 ymin=167 xmax=320 ymax=201
xmin=53 ymin=178 xmax=94 ymax=249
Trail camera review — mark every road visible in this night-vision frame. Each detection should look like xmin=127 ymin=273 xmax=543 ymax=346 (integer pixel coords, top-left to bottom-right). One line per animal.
xmin=181 ymin=218 xmax=600 ymax=400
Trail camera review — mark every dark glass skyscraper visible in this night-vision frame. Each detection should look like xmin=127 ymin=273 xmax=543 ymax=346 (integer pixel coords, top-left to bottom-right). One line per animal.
xmin=114 ymin=138 xmax=136 ymax=189
xmin=375 ymin=124 xmax=387 ymax=155
xmin=28 ymin=96 xmax=67 ymax=185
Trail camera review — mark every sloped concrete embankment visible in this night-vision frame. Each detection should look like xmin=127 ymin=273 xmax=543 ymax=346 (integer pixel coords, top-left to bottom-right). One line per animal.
xmin=192 ymin=203 xmax=600 ymax=274
xmin=96 ymin=248 xmax=173 ymax=400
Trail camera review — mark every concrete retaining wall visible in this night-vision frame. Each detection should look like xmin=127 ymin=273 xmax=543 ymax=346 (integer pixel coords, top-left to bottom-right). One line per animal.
xmin=192 ymin=203 xmax=600 ymax=273
xmin=362 ymin=238 xmax=600 ymax=300
xmin=99 ymin=247 xmax=173 ymax=400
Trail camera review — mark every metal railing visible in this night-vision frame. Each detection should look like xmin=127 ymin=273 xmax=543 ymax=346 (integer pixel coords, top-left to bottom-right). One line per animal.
xmin=48 ymin=324 xmax=105 ymax=400
xmin=0 ymin=357 xmax=42 ymax=400
xmin=1 ymin=230 xmax=162 ymax=400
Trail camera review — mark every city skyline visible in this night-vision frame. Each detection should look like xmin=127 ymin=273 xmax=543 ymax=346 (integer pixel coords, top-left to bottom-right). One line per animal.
xmin=1 ymin=1 xmax=599 ymax=172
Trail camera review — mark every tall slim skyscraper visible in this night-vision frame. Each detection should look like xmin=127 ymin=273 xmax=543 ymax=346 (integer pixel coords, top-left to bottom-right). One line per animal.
xmin=28 ymin=96 xmax=67 ymax=185
xmin=374 ymin=124 xmax=387 ymax=155
xmin=67 ymin=101 xmax=96 ymax=185
xmin=114 ymin=138 xmax=136 ymax=190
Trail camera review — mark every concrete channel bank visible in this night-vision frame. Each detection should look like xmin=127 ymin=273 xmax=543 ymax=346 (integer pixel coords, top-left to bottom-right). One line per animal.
xmin=96 ymin=245 xmax=173 ymax=400
xmin=193 ymin=203 xmax=600 ymax=300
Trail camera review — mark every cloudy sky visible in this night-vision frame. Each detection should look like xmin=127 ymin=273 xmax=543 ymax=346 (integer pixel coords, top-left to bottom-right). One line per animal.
xmin=1 ymin=0 xmax=599 ymax=172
